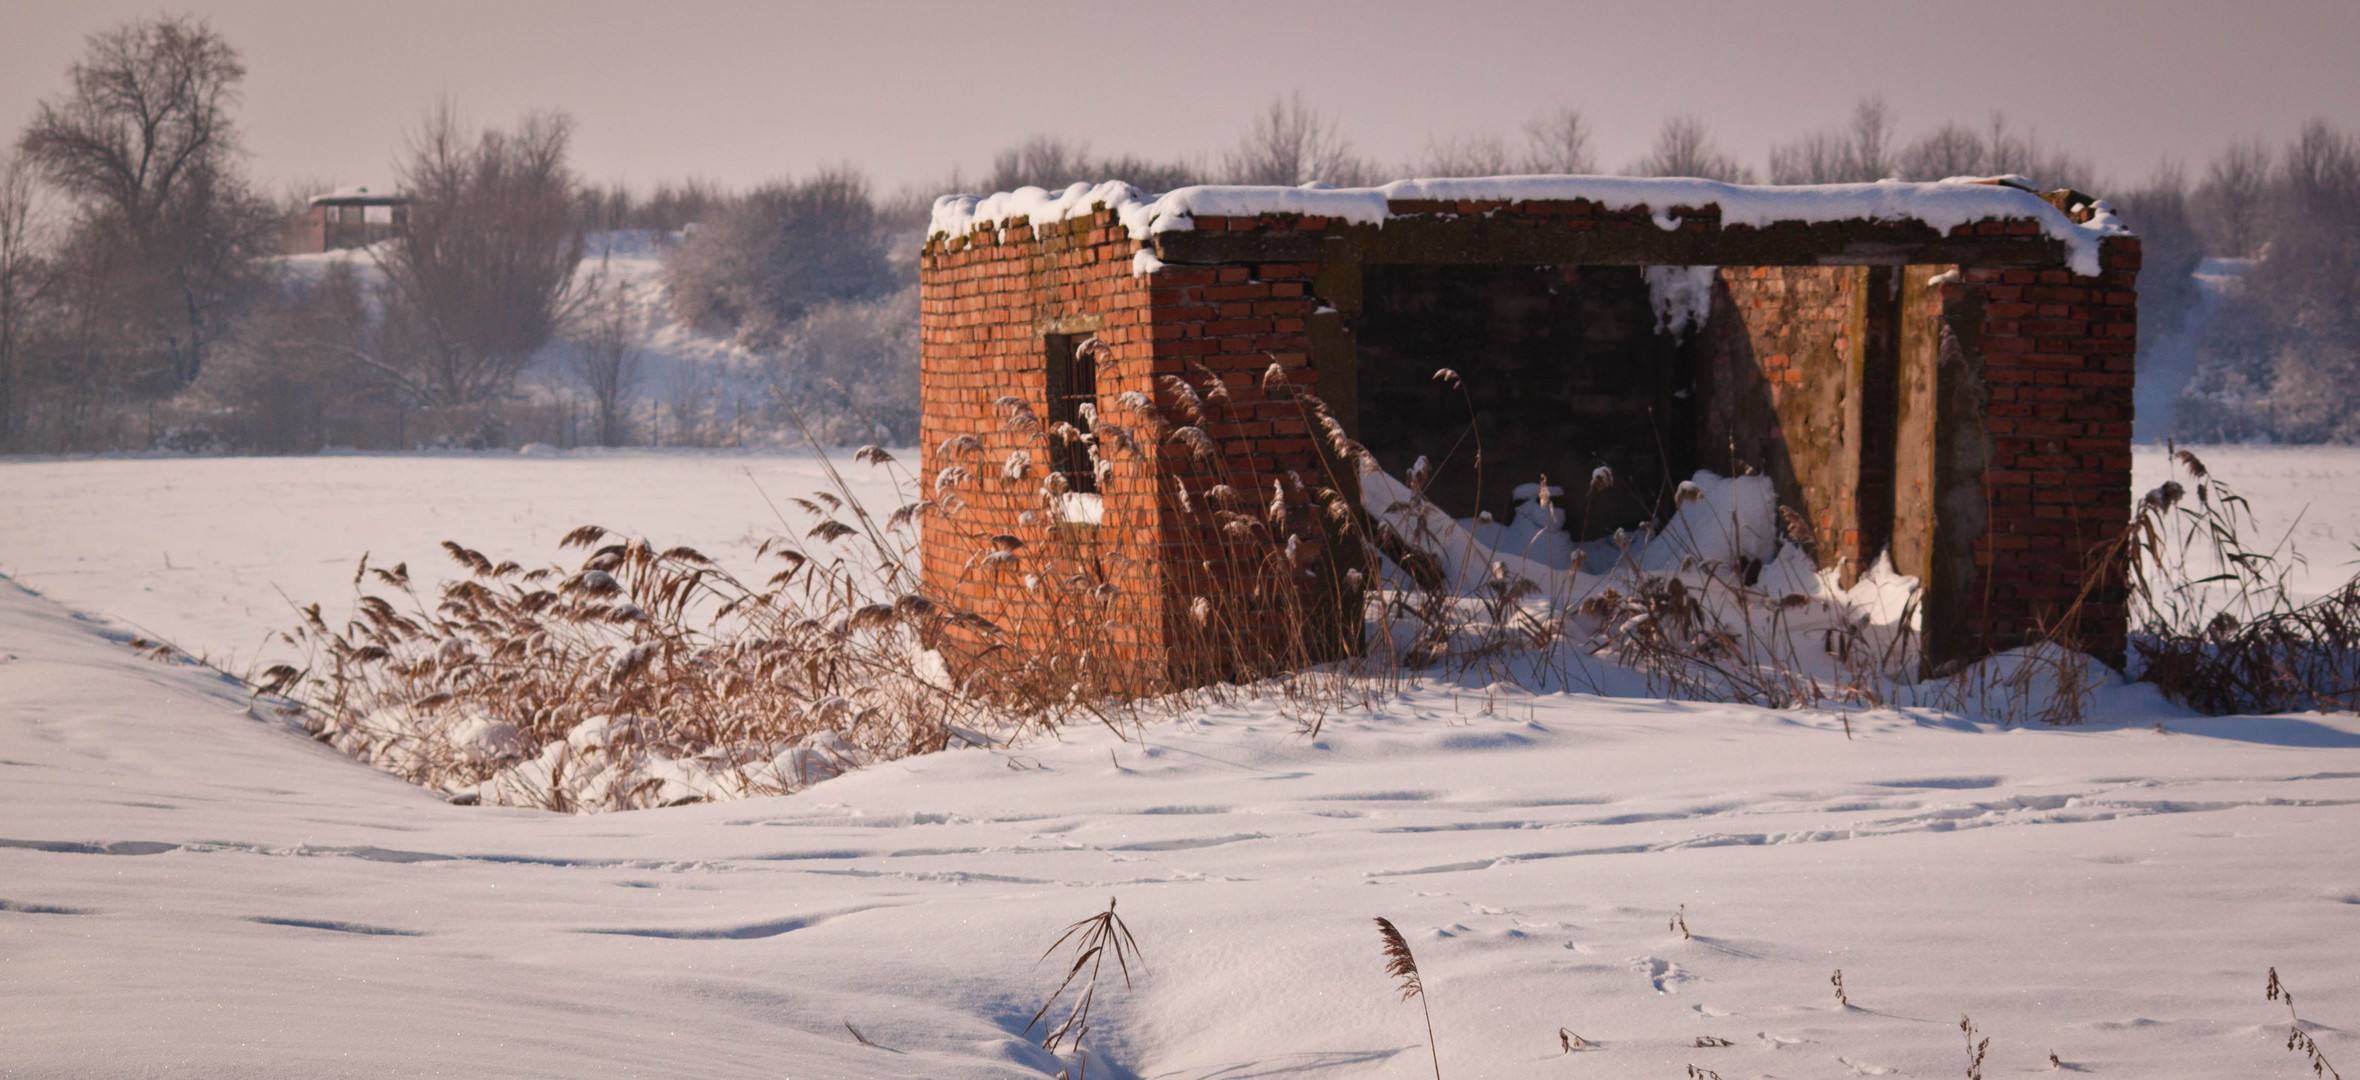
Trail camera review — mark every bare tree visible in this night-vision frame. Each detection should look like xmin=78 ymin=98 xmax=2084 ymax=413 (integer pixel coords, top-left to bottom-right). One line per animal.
xmin=664 ymin=167 xmax=896 ymax=347
xmin=193 ymin=258 xmax=382 ymax=453
xmin=577 ymin=177 xmax=728 ymax=233
xmin=986 ymin=135 xmax=1094 ymax=192
xmin=1769 ymin=132 xmax=1852 ymax=185
xmin=1846 ymin=98 xmax=1897 ymax=182
xmin=2113 ymin=164 xmax=2202 ymax=343
xmin=17 ymin=17 xmax=242 ymax=254
xmin=979 ymin=135 xmax=1200 ymax=195
xmin=0 ymin=153 xmax=50 ymax=447
xmin=2195 ymin=138 xmax=2271 ymax=257
xmin=15 ymin=15 xmax=273 ymax=389
xmin=1981 ymin=114 xmax=2093 ymax=191
xmin=2278 ymin=119 xmax=2360 ymax=221
xmin=1410 ymin=109 xmax=1598 ymax=179
xmin=1629 ymin=115 xmax=1754 ymax=183
xmin=2265 ymin=119 xmax=2360 ymax=343
xmin=1091 ymin=154 xmax=1203 ymax=194
xmin=372 ymin=104 xmax=584 ymax=407
xmin=1895 ymin=112 xmax=2090 ymax=190
xmin=1774 ymin=99 xmax=1897 ymax=183
xmin=571 ymin=256 xmax=641 ymax=446
xmin=1522 ymin=106 xmax=1597 ymax=174
xmin=2187 ymin=119 xmax=2360 ymax=442
xmin=1897 ymin=121 xmax=1988 ymax=180
xmin=1413 ymin=133 xmax=1515 ymax=178
xmin=1222 ymin=92 xmax=1374 ymax=187
xmin=1771 ymin=98 xmax=1898 ymax=184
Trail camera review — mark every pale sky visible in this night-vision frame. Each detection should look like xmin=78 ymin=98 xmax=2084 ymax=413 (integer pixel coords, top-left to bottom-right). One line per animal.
xmin=6 ymin=0 xmax=2357 ymax=199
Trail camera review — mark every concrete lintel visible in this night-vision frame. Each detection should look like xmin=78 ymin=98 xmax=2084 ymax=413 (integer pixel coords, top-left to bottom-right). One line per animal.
xmin=1034 ymin=312 xmax=1104 ymax=337
xmin=1154 ymin=220 xmax=2066 ymax=269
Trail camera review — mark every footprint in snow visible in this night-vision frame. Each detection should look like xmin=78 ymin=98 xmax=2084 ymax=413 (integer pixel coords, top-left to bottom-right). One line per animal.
xmin=0 ymin=899 xmax=96 ymax=915
xmin=1837 ymin=1055 xmax=1894 ymax=1075
xmin=1756 ymin=1031 xmax=1805 ymax=1049
xmin=1629 ymin=956 xmax=1691 ymax=993
xmin=248 ymin=916 xmax=422 ymax=937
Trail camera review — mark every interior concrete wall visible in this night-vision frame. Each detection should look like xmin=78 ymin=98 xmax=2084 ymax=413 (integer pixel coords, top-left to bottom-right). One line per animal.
xmin=1890 ymin=266 xmax=1954 ymax=596
xmin=1699 ymin=266 xmax=1862 ymax=575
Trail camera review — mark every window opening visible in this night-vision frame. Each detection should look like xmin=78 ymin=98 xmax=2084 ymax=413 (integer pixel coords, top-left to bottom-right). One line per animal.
xmin=1044 ymin=333 xmax=1101 ymax=494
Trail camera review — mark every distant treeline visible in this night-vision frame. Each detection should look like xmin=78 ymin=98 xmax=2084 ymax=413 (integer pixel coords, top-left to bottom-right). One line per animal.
xmin=2 ymin=18 xmax=2353 ymax=455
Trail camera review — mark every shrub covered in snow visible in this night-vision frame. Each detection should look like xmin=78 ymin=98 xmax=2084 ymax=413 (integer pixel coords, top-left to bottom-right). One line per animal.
xmin=662 ymin=169 xmax=900 ymax=349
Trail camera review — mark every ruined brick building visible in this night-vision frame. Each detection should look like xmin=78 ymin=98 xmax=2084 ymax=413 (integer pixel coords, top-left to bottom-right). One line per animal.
xmin=918 ymin=176 xmax=2138 ymax=687
xmin=282 ymin=188 xmax=407 ymax=255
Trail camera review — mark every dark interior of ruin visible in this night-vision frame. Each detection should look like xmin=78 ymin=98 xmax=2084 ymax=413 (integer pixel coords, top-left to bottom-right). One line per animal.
xmin=1346 ymin=261 xmax=1938 ymax=588
xmin=1352 ymin=264 xmax=1700 ymax=539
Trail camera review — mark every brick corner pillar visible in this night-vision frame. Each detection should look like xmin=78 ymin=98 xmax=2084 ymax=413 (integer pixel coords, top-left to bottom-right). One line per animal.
xmin=1943 ymin=234 xmax=2138 ymax=669
xmin=916 ymin=208 xmax=1179 ymax=692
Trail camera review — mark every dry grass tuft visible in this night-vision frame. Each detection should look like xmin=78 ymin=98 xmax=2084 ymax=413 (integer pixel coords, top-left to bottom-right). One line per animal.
xmin=1905 ymin=443 xmax=2358 ymax=727
xmin=262 ymin=446 xmax=1047 ymax=810
xmin=2269 ymin=967 xmax=2345 ymax=1080
xmin=1375 ymin=916 xmax=1443 ymax=1080
xmin=1962 ymin=1015 xmax=1989 ymax=1080
xmin=2123 ymin=449 xmax=2360 ymax=714
xmin=1029 ymin=896 xmax=1142 ymax=1078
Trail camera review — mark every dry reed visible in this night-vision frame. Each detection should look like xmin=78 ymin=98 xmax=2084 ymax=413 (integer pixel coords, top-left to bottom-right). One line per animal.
xmin=2268 ymin=967 xmax=2345 ymax=1080
xmin=2124 ymin=449 xmax=2360 ymax=714
xmin=1029 ymin=895 xmax=1142 ymax=1079
xmin=1375 ymin=916 xmax=1443 ymax=1080
xmin=261 ymin=445 xmax=1044 ymax=810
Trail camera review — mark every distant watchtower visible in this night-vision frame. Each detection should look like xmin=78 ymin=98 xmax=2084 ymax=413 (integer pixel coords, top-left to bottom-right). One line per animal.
xmin=283 ymin=188 xmax=408 ymax=255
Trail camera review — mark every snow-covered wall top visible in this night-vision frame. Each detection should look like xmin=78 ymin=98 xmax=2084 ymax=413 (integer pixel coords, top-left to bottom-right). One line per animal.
xmin=929 ymin=176 xmax=2129 ymax=276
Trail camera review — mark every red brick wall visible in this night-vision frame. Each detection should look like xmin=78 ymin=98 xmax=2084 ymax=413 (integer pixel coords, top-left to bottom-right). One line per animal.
xmin=1136 ymin=222 xmax=1340 ymax=682
xmin=1951 ymin=236 xmax=2139 ymax=661
xmin=919 ymin=209 xmax=1170 ymax=684
xmin=919 ymin=209 xmax=1336 ymax=689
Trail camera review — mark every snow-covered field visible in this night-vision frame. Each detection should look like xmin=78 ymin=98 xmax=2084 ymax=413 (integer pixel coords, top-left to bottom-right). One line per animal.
xmin=0 ymin=448 xmax=905 ymax=674
xmin=3 ymin=445 xmax=2358 ymax=1078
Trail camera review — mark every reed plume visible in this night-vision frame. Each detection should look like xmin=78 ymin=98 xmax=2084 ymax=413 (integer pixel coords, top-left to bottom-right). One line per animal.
xmin=1375 ymin=916 xmax=1442 ymax=1080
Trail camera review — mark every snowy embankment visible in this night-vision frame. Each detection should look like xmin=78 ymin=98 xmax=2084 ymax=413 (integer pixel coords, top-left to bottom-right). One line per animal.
xmin=2 ymin=447 xmax=2358 ymax=1078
